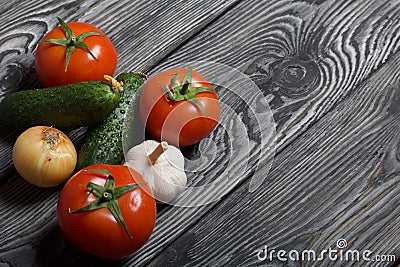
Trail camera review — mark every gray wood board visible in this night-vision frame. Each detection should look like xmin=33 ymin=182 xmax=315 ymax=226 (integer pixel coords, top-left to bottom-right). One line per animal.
xmin=0 ymin=0 xmax=399 ymax=266
xmin=0 ymin=0 xmax=239 ymax=177
xmin=150 ymin=48 xmax=400 ymax=267
xmin=135 ymin=0 xmax=400 ymax=265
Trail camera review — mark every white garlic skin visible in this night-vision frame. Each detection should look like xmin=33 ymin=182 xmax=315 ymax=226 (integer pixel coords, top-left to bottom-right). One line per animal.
xmin=124 ymin=140 xmax=187 ymax=204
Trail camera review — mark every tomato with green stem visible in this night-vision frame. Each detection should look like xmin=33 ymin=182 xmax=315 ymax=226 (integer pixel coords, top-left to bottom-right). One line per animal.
xmin=139 ymin=67 xmax=220 ymax=147
xmin=57 ymin=164 xmax=156 ymax=260
xmin=35 ymin=18 xmax=118 ymax=87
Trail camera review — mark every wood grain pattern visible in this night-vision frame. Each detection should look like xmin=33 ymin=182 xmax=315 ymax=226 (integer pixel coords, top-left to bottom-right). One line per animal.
xmin=119 ymin=0 xmax=400 ymax=265
xmin=0 ymin=0 xmax=399 ymax=266
xmin=0 ymin=0 xmax=239 ymax=179
xmin=0 ymin=0 xmax=239 ymax=265
xmin=155 ymin=0 xmax=400 ymax=149
xmin=150 ymin=51 xmax=400 ymax=266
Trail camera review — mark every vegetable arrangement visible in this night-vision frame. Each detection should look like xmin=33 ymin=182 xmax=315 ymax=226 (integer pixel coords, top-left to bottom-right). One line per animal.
xmin=1 ymin=18 xmax=220 ymax=260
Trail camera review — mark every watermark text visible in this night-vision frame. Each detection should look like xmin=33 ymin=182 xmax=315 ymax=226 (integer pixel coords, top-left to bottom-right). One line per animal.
xmin=256 ymin=239 xmax=396 ymax=263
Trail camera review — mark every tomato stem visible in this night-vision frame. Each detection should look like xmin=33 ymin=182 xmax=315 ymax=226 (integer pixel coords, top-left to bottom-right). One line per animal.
xmin=102 ymin=191 xmax=113 ymax=201
xmin=70 ymin=36 xmax=77 ymax=45
xmin=37 ymin=17 xmax=105 ymax=72
xmin=161 ymin=67 xmax=216 ymax=117
xmin=69 ymin=169 xmax=146 ymax=238
xmin=179 ymin=83 xmax=189 ymax=95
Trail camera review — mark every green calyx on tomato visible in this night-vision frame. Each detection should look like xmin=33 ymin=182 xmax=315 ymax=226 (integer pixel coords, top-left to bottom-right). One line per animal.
xmin=68 ymin=169 xmax=144 ymax=238
xmin=38 ymin=17 xmax=105 ymax=71
xmin=161 ymin=67 xmax=216 ymax=116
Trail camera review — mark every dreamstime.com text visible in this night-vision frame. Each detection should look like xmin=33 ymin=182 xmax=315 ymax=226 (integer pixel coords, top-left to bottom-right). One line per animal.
xmin=256 ymin=239 xmax=396 ymax=263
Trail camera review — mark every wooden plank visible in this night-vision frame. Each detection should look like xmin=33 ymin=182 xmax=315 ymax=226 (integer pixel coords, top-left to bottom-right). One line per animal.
xmin=155 ymin=0 xmax=400 ymax=149
xmin=149 ymin=50 xmax=400 ymax=266
xmin=122 ymin=0 xmax=400 ymax=265
xmin=0 ymin=0 xmax=239 ymax=265
xmin=0 ymin=0 xmax=399 ymax=266
xmin=0 ymin=0 xmax=239 ymax=178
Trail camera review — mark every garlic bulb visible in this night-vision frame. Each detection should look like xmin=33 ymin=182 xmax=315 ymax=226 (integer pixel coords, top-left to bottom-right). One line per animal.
xmin=124 ymin=140 xmax=187 ymax=203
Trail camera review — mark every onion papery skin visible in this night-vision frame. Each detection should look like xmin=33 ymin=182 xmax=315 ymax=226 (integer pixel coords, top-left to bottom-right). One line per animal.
xmin=12 ymin=126 xmax=77 ymax=187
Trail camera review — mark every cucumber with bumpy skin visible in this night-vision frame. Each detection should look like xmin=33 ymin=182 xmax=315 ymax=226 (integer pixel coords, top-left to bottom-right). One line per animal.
xmin=0 ymin=76 xmax=123 ymax=130
xmin=77 ymin=72 xmax=146 ymax=170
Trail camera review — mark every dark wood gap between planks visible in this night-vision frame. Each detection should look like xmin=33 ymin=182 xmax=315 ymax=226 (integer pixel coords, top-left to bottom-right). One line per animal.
xmin=1 ymin=0 xmax=399 ymax=265
xmin=135 ymin=1 xmax=400 ymax=264
xmin=124 ymin=0 xmax=400 ymax=264
xmin=144 ymin=49 xmax=400 ymax=267
xmin=0 ymin=0 xmax=243 ymax=183
xmin=140 ymin=0 xmax=244 ymax=74
xmin=136 ymin=3 xmax=400 ymax=266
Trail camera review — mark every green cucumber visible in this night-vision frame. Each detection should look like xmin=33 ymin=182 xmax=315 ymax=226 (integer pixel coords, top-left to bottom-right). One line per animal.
xmin=0 ymin=77 xmax=123 ymax=130
xmin=76 ymin=72 xmax=146 ymax=170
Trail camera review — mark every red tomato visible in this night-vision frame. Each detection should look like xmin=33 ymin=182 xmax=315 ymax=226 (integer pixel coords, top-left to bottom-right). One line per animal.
xmin=140 ymin=67 xmax=220 ymax=147
xmin=35 ymin=19 xmax=117 ymax=87
xmin=57 ymin=164 xmax=156 ymax=260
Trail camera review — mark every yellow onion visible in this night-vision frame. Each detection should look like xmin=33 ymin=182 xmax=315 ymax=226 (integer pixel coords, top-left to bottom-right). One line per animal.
xmin=12 ymin=126 xmax=77 ymax=187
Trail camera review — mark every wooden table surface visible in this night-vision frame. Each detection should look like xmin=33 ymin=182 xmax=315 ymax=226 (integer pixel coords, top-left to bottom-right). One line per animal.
xmin=1 ymin=0 xmax=400 ymax=266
